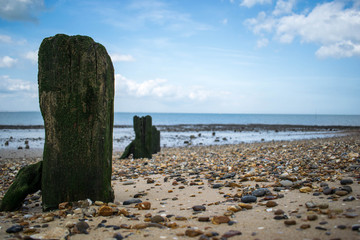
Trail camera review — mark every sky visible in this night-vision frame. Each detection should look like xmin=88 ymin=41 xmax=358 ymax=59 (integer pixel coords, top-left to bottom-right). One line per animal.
xmin=0 ymin=0 xmax=359 ymax=114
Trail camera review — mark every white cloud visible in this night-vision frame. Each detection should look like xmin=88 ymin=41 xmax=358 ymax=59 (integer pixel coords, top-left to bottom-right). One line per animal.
xmin=0 ymin=75 xmax=36 ymax=92
xmin=110 ymin=53 xmax=135 ymax=62
xmin=245 ymin=1 xmax=360 ymax=58
xmin=115 ymin=74 xmax=228 ymax=102
xmin=0 ymin=0 xmax=45 ymax=22
xmin=0 ymin=56 xmax=17 ymax=68
xmin=0 ymin=34 xmax=12 ymax=43
xmin=240 ymin=0 xmax=272 ymax=8
xmin=257 ymin=38 xmax=269 ymax=48
xmin=316 ymin=40 xmax=360 ymax=58
xmin=24 ymin=50 xmax=38 ymax=64
xmin=273 ymin=0 xmax=296 ymax=16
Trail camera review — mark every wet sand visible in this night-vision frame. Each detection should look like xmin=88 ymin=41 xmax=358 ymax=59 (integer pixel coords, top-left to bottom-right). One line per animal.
xmin=0 ymin=134 xmax=359 ymax=240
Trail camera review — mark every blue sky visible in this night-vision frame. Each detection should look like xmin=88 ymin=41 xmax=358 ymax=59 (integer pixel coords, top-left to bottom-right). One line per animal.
xmin=0 ymin=0 xmax=359 ymax=114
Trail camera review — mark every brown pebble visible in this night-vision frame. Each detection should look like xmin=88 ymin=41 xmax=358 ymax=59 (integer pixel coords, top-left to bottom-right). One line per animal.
xmin=98 ymin=205 xmax=113 ymax=216
xmin=274 ymin=209 xmax=285 ymax=215
xmin=266 ymin=201 xmax=278 ymax=207
xmin=222 ymin=230 xmax=242 ymax=238
xmin=175 ymin=216 xmax=187 ymax=221
xmin=151 ymin=215 xmax=165 ymax=223
xmin=307 ymin=215 xmax=318 ymax=221
xmin=185 ymin=228 xmax=203 ymax=237
xmin=212 ymin=216 xmax=230 ymax=224
xmin=300 ymin=224 xmax=311 ymax=229
xmin=198 ymin=217 xmax=210 ymax=222
xmin=284 ymin=220 xmax=296 ymax=226
xmin=335 ymin=190 xmax=348 ymax=196
xmin=238 ymin=203 xmax=253 ymax=209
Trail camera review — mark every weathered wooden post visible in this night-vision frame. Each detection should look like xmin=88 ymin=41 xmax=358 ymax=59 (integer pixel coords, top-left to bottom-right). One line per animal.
xmin=120 ymin=115 xmax=160 ymax=159
xmin=38 ymin=34 xmax=114 ymax=210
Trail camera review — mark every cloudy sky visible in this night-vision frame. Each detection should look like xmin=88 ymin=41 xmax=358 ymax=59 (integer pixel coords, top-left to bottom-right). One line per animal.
xmin=0 ymin=0 xmax=359 ymax=114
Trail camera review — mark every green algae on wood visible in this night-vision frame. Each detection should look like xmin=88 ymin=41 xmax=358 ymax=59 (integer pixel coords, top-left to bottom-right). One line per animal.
xmin=38 ymin=34 xmax=114 ymax=211
xmin=0 ymin=161 xmax=42 ymax=212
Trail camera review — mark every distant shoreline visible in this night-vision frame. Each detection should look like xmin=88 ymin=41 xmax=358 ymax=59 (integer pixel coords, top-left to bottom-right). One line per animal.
xmin=1 ymin=123 xmax=360 ymax=132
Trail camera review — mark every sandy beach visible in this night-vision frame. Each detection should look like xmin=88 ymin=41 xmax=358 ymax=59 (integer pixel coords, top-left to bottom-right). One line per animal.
xmin=0 ymin=134 xmax=360 ymax=240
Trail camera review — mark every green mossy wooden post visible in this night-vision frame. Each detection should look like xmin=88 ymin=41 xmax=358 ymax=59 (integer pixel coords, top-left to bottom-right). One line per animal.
xmin=38 ymin=34 xmax=114 ymax=211
xmin=0 ymin=161 xmax=42 ymax=211
xmin=120 ymin=115 xmax=160 ymax=159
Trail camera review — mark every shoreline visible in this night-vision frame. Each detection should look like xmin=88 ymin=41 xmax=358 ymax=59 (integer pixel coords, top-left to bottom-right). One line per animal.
xmin=1 ymin=123 xmax=360 ymax=131
xmin=0 ymin=134 xmax=359 ymax=239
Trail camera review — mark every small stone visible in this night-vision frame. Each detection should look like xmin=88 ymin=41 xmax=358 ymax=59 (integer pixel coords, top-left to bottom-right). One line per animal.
xmin=136 ymin=201 xmax=151 ymax=210
xmin=252 ymin=188 xmax=270 ymax=197
xmin=151 ymin=215 xmax=165 ymax=223
xmin=274 ymin=209 xmax=285 ymax=215
xmin=212 ymin=183 xmax=224 ymax=189
xmin=192 ymin=205 xmax=206 ymax=211
xmin=274 ymin=215 xmax=288 ymax=220
xmin=337 ymin=225 xmax=346 ymax=230
xmin=113 ymin=233 xmax=124 ymax=240
xmin=228 ymin=205 xmax=242 ymax=212
xmin=352 ymin=224 xmax=360 ymax=231
xmin=59 ymin=202 xmax=71 ymax=210
xmin=198 ymin=217 xmax=210 ymax=222
xmin=340 ymin=179 xmax=353 ymax=185
xmin=307 ymin=214 xmax=318 ymax=221
xmin=300 ymin=224 xmax=311 ymax=229
xmin=212 ymin=216 xmax=230 ymax=224
xmin=65 ymin=221 xmax=75 ymax=228
xmin=221 ymin=230 xmax=242 ymax=238
xmin=74 ymin=221 xmax=89 ymax=234
xmin=335 ymin=190 xmax=348 ymax=196
xmin=266 ymin=201 xmax=278 ymax=208
xmin=284 ymin=220 xmax=296 ymax=226
xmin=238 ymin=203 xmax=253 ymax=209
xmin=175 ymin=216 xmax=187 ymax=221
xmin=343 ymin=196 xmax=355 ymax=201
xmin=241 ymin=195 xmax=257 ymax=203
xmin=123 ymin=198 xmax=142 ymax=205
xmin=280 ymin=180 xmax=293 ymax=187
xmin=95 ymin=200 xmax=104 ymax=206
xmin=123 ymin=180 xmax=135 ymax=185
xmin=6 ymin=225 xmax=23 ymax=233
xmin=315 ymin=226 xmax=327 ymax=231
xmin=185 ymin=229 xmax=203 ymax=237
xmin=305 ymin=201 xmax=316 ymax=208
xmin=299 ymin=187 xmax=312 ymax=193
xmin=98 ymin=205 xmax=113 ymax=216
xmin=323 ymin=187 xmax=334 ymax=195
xmin=345 ymin=212 xmax=358 ymax=218
xmin=318 ymin=203 xmax=329 ymax=209
xmin=147 ymin=178 xmax=155 ymax=184
xmin=44 ymin=216 xmax=54 ymax=222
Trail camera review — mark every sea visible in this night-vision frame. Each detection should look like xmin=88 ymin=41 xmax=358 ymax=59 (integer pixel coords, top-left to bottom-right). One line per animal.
xmin=1 ymin=112 xmax=359 ymax=151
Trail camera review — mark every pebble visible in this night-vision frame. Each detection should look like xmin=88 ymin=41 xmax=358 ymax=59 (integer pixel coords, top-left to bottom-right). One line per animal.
xmin=74 ymin=221 xmax=89 ymax=234
xmin=315 ymin=226 xmax=327 ymax=231
xmin=221 ymin=230 xmax=242 ymax=238
xmin=113 ymin=233 xmax=124 ymax=240
xmin=305 ymin=201 xmax=316 ymax=209
xmin=123 ymin=198 xmax=142 ymax=205
xmin=151 ymin=215 xmax=165 ymax=223
xmin=266 ymin=201 xmax=278 ymax=207
xmin=345 ymin=212 xmax=358 ymax=218
xmin=340 ymin=179 xmax=353 ymax=185
xmin=123 ymin=180 xmax=135 ymax=185
xmin=352 ymin=224 xmax=360 ymax=231
xmin=6 ymin=225 xmax=23 ymax=233
xmin=307 ymin=214 xmax=318 ymax=221
xmin=192 ymin=205 xmax=206 ymax=211
xmin=252 ymin=188 xmax=270 ymax=197
xmin=185 ymin=229 xmax=203 ymax=237
xmin=238 ymin=203 xmax=253 ymax=209
xmin=284 ymin=220 xmax=296 ymax=226
xmin=241 ymin=195 xmax=257 ymax=203
xmin=98 ymin=205 xmax=113 ymax=216
xmin=227 ymin=205 xmax=242 ymax=212
xmin=212 ymin=183 xmax=224 ymax=189
xmin=198 ymin=217 xmax=210 ymax=222
xmin=136 ymin=201 xmax=151 ymax=210
xmin=280 ymin=180 xmax=293 ymax=187
xmin=300 ymin=224 xmax=311 ymax=229
xmin=211 ymin=216 xmax=230 ymax=224
xmin=335 ymin=190 xmax=348 ymax=196
xmin=299 ymin=186 xmax=312 ymax=193
xmin=274 ymin=209 xmax=285 ymax=215
xmin=343 ymin=196 xmax=356 ymax=201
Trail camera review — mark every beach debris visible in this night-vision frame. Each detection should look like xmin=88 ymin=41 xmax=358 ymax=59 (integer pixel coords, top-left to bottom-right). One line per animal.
xmin=38 ymin=34 xmax=114 ymax=210
xmin=0 ymin=161 xmax=42 ymax=211
xmin=120 ymin=115 xmax=161 ymax=159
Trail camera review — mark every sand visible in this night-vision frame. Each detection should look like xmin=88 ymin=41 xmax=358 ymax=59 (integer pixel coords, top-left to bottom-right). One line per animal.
xmin=0 ymin=134 xmax=360 ymax=240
